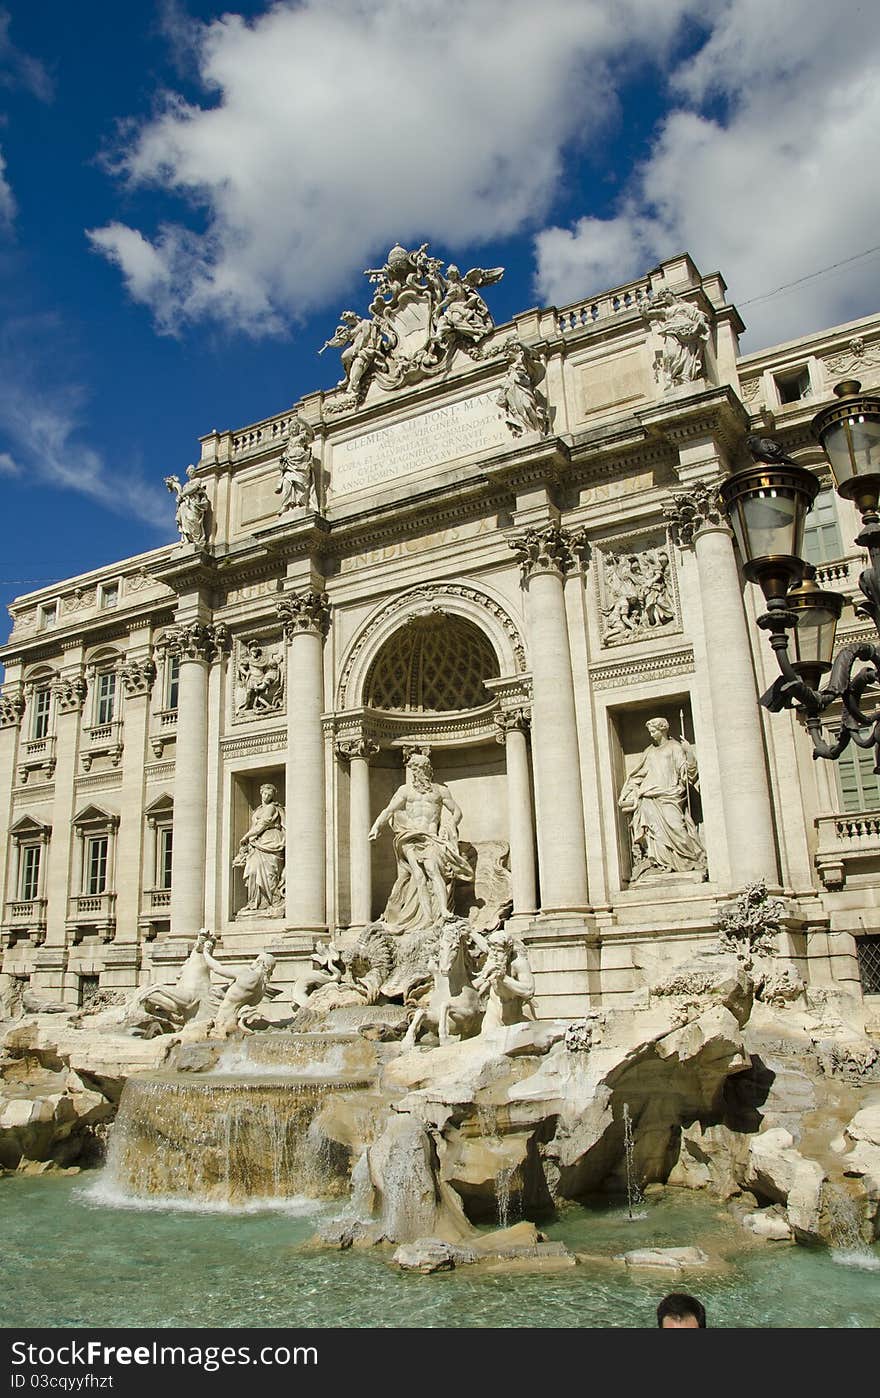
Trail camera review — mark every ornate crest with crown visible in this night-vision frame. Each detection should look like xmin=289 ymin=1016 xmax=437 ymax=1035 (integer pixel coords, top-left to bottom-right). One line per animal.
xmin=319 ymin=243 xmax=504 ymax=413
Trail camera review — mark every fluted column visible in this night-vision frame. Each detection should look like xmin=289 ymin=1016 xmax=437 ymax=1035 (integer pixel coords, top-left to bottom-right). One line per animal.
xmin=278 ymin=592 xmax=330 ymax=930
xmin=508 ymin=526 xmax=589 ymax=913
xmin=160 ymin=623 xmax=228 ymax=937
xmin=114 ymin=655 xmax=156 ymax=948
xmin=44 ymin=670 xmax=87 ymax=954
xmin=337 ymin=735 xmax=379 ymax=927
xmin=494 ymin=708 xmax=537 ymax=915
xmin=666 ymin=484 xmax=778 ymax=886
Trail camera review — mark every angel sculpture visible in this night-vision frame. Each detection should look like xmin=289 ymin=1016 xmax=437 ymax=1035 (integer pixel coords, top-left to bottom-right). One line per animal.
xmin=433 ymin=264 xmax=504 ymax=350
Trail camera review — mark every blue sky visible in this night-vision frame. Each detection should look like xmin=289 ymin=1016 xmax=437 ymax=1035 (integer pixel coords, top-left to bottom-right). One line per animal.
xmin=0 ymin=0 xmax=878 ymax=634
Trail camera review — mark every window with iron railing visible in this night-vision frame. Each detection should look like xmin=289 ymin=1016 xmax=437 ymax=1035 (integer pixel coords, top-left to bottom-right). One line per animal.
xmin=857 ymin=936 xmax=880 ymax=995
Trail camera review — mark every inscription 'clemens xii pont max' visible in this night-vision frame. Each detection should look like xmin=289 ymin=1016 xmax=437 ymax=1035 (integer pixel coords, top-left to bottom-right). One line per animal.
xmin=329 ymin=390 xmax=511 ymax=497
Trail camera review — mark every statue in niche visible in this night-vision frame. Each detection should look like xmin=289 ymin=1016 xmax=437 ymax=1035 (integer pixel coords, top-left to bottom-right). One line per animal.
xmin=368 ymin=751 xmax=474 ymax=933
xmin=232 ymin=782 xmax=286 ymax=915
xmin=602 ymin=547 xmax=674 ymax=640
xmin=212 ymin=951 xmax=280 ymax=1037
xmin=496 ymin=338 xmax=549 ymax=437
xmin=473 ymin=928 xmax=535 ymax=1034
xmin=642 ymin=291 xmax=710 ymax=390
xmin=164 ymin=465 xmax=210 ymax=547
xmin=619 ymin=718 xmax=707 ymax=881
xmin=275 ymin=418 xmax=316 ymax=512
xmin=236 ymin=640 xmax=284 ymax=714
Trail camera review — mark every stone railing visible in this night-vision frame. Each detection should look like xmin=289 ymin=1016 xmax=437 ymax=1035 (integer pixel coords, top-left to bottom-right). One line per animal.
xmin=815 ymin=809 xmax=880 ymax=888
xmin=231 ymin=411 xmax=298 ymax=459
xmin=81 ymin=720 xmax=123 ymax=772
xmin=4 ymin=897 xmax=47 ymax=925
xmin=813 ymin=556 xmax=863 ymax=590
xmin=555 ymin=276 xmax=654 ymax=335
xmin=17 ymin=735 xmax=57 ymax=784
xmin=150 ymin=709 xmax=177 ymax=758
xmin=144 ymin=889 xmax=171 ymax=911
xmin=68 ymin=892 xmax=116 ymax=919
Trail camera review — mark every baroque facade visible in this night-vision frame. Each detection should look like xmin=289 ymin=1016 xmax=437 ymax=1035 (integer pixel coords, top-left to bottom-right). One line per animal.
xmin=2 ymin=246 xmax=880 ymax=1017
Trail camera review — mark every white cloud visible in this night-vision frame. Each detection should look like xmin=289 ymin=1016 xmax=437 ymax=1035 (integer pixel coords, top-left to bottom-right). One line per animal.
xmin=0 ymin=145 xmax=15 ymax=228
xmin=87 ymin=0 xmax=710 ymax=336
xmin=535 ymin=0 xmax=880 ymax=348
xmin=0 ymin=10 xmax=53 ymax=104
xmin=0 ymin=321 xmax=172 ymax=527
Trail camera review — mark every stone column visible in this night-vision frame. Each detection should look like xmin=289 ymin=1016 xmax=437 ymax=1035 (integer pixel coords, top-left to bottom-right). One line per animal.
xmin=278 ymin=592 xmax=330 ymax=931
xmin=494 ymin=708 xmax=537 ymax=916
xmin=508 ymin=526 xmax=590 ymax=913
xmin=337 ymin=735 xmax=379 ymax=928
xmin=0 ymin=690 xmax=25 ymax=912
xmin=161 ymin=623 xmax=228 ymax=937
xmin=665 ymin=484 xmax=778 ymax=886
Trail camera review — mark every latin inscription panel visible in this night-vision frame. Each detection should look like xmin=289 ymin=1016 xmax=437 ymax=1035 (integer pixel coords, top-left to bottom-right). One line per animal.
xmin=329 ymin=389 xmax=509 ymax=498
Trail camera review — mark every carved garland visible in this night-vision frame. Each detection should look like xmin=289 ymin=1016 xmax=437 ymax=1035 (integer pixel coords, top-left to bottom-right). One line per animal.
xmin=337 ymin=583 xmax=527 ymax=709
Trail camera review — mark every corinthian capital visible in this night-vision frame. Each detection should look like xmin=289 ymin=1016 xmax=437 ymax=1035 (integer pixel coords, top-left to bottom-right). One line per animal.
xmin=51 ymin=674 xmax=88 ymax=713
xmin=277 ymin=591 xmax=331 ymax=640
xmin=508 ymin=524 xmax=589 ymax=581
xmin=663 ymin=482 xmax=726 ymax=547
xmin=0 ymin=692 xmax=25 ymax=728
xmin=119 ymin=658 xmax=157 ymax=697
xmin=156 ymin=622 xmax=230 ymax=663
xmin=335 ymin=735 xmax=379 ymax=762
xmin=493 ymin=707 xmax=530 ymax=744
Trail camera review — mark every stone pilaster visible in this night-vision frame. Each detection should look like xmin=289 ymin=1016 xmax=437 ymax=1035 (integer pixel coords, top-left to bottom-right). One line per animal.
xmin=43 ymin=665 xmax=87 ymax=956
xmin=494 ymin=708 xmax=537 ymax=917
xmin=158 ymin=622 xmax=229 ymax=937
xmin=508 ymin=525 xmax=590 ymax=914
xmin=0 ymin=688 xmax=23 ymax=916
xmin=278 ymin=592 xmax=330 ymax=930
xmin=112 ymin=647 xmax=156 ymax=954
xmin=336 ymin=735 xmax=379 ymax=928
xmin=665 ymin=485 xmax=778 ymax=887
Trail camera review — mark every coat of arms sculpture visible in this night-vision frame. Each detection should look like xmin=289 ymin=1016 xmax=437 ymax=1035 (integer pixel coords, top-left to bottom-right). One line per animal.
xmin=320 ymin=243 xmax=504 ymax=412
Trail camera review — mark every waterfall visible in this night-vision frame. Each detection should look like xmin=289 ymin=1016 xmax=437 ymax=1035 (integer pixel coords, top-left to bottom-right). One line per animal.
xmin=824 ymin=1183 xmax=880 ymax=1271
xmin=622 ymin=1103 xmax=645 ymax=1221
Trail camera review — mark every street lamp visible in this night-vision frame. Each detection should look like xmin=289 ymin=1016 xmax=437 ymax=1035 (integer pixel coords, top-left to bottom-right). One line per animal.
xmin=720 ymin=380 xmax=880 ymax=767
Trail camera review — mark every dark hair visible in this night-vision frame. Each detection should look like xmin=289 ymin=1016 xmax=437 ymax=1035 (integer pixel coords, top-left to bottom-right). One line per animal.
xmin=656 ymin=1293 xmax=706 ymax=1328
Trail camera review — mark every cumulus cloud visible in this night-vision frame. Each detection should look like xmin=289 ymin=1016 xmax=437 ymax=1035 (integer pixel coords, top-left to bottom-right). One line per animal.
xmin=535 ymin=0 xmax=880 ymax=348
xmin=87 ymin=0 xmax=710 ymax=336
xmin=0 ymin=319 xmax=171 ymax=527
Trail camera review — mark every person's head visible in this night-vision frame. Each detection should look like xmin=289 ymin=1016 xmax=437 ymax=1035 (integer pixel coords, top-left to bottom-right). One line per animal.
xmin=406 ymin=752 xmax=434 ymax=791
xmin=259 ymin=782 xmax=277 ymax=803
xmin=656 ymin=1293 xmax=706 ymax=1328
xmin=646 ymin=717 xmax=670 ymax=745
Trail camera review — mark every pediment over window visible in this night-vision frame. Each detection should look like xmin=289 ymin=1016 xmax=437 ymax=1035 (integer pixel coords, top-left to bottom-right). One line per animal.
xmin=9 ymin=814 xmax=51 ymax=840
xmin=72 ymin=804 xmax=120 ymax=831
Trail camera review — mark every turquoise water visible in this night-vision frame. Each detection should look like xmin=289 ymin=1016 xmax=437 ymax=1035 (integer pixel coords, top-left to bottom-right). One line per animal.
xmin=1 ymin=1174 xmax=878 ymax=1329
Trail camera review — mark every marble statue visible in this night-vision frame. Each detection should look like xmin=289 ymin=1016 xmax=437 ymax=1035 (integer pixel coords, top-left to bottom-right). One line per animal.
xmin=236 ymin=640 xmax=283 ymax=714
xmin=618 ymin=718 xmax=707 ymax=881
xmin=369 ymin=752 xmax=473 ymax=932
xmin=212 ymin=952 xmax=279 ymax=1037
xmin=473 ymin=928 xmax=535 ymax=1033
xmin=642 ymin=292 xmax=710 ymax=390
xmin=602 ymin=547 xmax=674 ymax=641
xmin=496 ymin=339 xmax=549 ymax=437
xmin=275 ymin=418 xmax=316 ymax=512
xmin=126 ymin=929 xmax=234 ymax=1035
xmin=164 ymin=465 xmax=210 ymax=547
xmin=321 ymin=244 xmax=504 ymax=409
xmin=232 ymin=782 xmax=286 ymax=914
xmin=401 ymin=915 xmax=484 ymax=1048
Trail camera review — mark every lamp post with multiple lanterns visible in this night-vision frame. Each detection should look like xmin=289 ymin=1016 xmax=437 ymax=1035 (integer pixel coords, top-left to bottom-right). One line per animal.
xmin=720 ymin=381 xmax=880 ymax=768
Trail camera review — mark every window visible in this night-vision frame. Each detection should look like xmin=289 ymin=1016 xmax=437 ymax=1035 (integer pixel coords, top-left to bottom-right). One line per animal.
xmin=835 ymin=742 xmax=880 ymax=813
xmin=78 ymin=974 xmax=100 ymax=1008
xmin=86 ymin=836 xmax=108 ymax=895
xmin=158 ymin=827 xmax=173 ymax=890
xmin=31 ymin=686 xmax=51 ymax=740
xmin=802 ymin=488 xmax=844 ymax=566
xmin=857 ymin=936 xmax=880 ymax=995
xmin=100 ymin=582 xmax=119 ymax=609
xmin=19 ymin=844 xmax=41 ymax=901
xmin=96 ymin=671 xmax=116 ymax=726
xmin=39 ymin=602 xmax=57 ymax=629
xmin=167 ymin=655 xmax=180 ymax=711
xmin=774 ymin=366 xmax=812 ymax=404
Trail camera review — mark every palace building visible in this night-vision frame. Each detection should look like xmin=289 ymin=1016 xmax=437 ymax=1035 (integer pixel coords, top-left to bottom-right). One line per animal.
xmin=2 ymin=246 xmax=879 ymax=1016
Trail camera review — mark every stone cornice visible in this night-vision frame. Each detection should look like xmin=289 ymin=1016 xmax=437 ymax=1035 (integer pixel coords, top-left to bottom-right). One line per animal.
xmin=635 ymin=384 xmax=750 ymax=456
xmin=0 ymin=600 xmax=177 ymax=669
xmin=147 ymin=550 xmax=220 ymax=596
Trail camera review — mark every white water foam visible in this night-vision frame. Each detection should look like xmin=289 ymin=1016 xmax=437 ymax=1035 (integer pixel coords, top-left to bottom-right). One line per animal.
xmin=76 ymin=1174 xmax=326 ymax=1217
xmin=831 ymin=1248 xmax=880 ymax=1272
